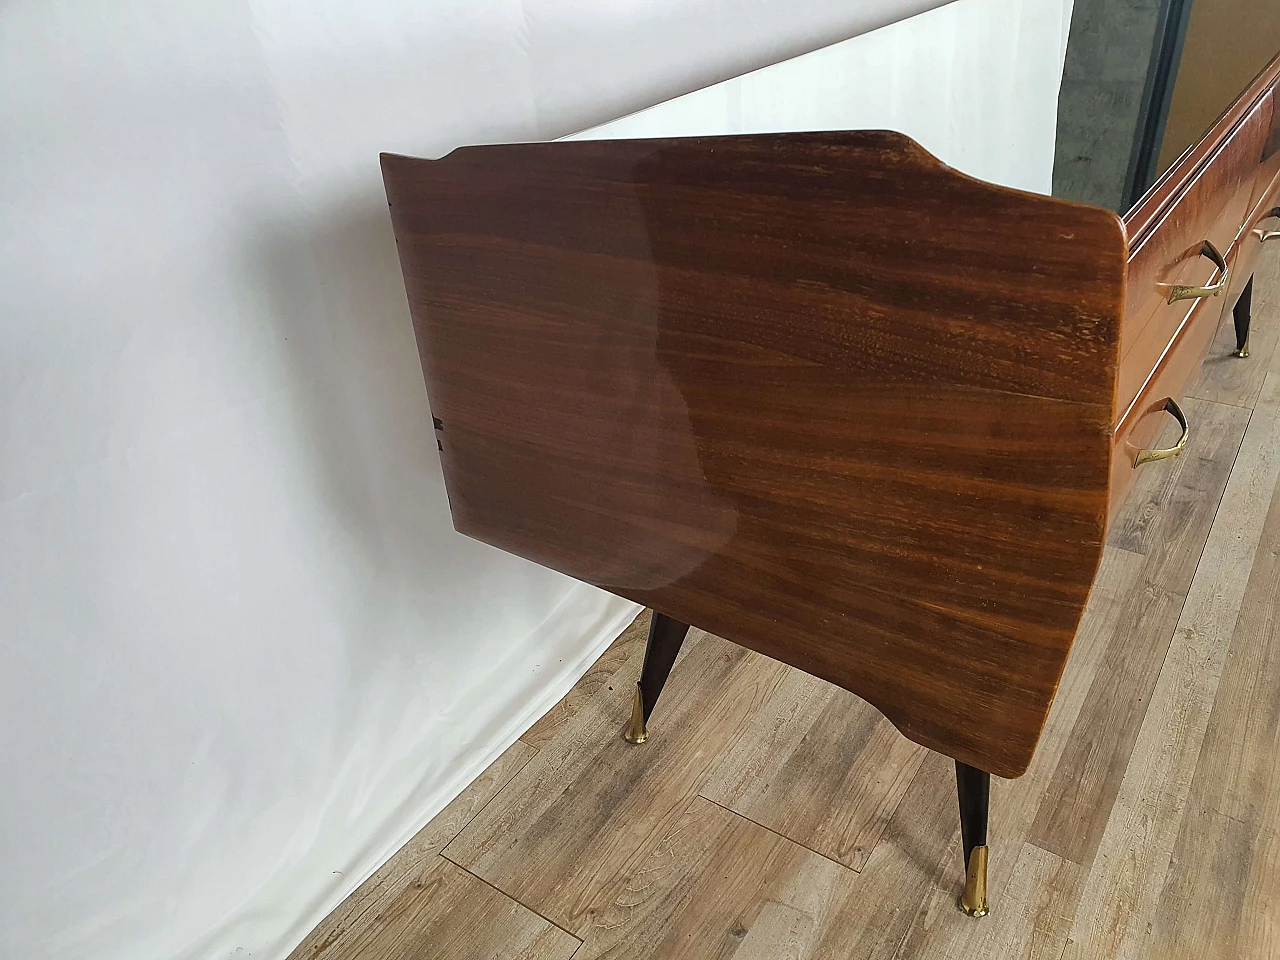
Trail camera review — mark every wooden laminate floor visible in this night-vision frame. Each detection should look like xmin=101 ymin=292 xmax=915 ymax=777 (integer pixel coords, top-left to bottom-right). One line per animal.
xmin=290 ymin=250 xmax=1280 ymax=960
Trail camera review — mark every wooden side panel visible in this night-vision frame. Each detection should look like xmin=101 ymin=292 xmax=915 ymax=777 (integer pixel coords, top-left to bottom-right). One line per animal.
xmin=382 ymin=131 xmax=1126 ymax=778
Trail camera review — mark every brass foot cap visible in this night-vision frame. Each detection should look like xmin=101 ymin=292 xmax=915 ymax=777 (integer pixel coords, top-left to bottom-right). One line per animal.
xmin=1233 ymin=346 xmax=1250 ymax=358
xmin=623 ymin=682 xmax=648 ymax=744
xmin=958 ymin=845 xmax=989 ymax=918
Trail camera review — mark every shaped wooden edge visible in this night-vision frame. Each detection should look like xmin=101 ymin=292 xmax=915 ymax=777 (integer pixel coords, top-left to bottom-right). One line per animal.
xmin=382 ymin=130 xmax=1128 ymax=778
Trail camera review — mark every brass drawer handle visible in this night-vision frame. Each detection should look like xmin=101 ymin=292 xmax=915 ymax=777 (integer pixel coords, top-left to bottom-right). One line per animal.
xmin=1254 ymin=206 xmax=1280 ymax=243
xmin=1135 ymin=398 xmax=1189 ymax=467
xmin=1166 ymin=240 xmax=1229 ymax=303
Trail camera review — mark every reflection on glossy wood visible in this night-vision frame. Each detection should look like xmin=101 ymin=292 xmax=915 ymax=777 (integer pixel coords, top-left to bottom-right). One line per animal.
xmin=384 ymin=131 xmax=1127 ymax=778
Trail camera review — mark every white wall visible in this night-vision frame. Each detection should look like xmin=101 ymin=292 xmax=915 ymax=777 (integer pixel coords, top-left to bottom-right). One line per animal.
xmin=573 ymin=0 xmax=1071 ymax=195
xmin=0 ymin=2 xmax=1070 ymax=958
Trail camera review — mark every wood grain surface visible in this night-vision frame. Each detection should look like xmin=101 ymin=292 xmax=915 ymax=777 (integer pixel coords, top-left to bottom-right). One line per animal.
xmin=1144 ymin=445 xmax=1280 ymax=960
xmin=699 ymin=667 xmax=928 ymax=871
xmin=442 ymin=631 xmax=788 ymax=935
xmin=383 ymin=130 xmax=1127 ymax=777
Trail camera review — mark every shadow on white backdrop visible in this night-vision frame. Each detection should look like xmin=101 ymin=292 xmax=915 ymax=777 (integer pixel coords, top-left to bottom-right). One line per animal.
xmin=0 ymin=1 xmax=1071 ymax=957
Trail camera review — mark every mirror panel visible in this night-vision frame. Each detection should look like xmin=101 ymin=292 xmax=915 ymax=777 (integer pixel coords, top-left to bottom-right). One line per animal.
xmin=1055 ymin=0 xmax=1280 ymax=214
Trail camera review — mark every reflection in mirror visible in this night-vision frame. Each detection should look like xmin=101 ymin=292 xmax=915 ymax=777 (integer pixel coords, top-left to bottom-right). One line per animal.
xmin=1054 ymin=0 xmax=1280 ymax=214
xmin=564 ymin=0 xmax=1276 ymax=220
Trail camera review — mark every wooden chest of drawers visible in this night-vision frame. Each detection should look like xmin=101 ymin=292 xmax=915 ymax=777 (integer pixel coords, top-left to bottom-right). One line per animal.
xmin=381 ymin=50 xmax=1280 ymax=916
xmin=1115 ymin=57 xmax=1280 ymax=509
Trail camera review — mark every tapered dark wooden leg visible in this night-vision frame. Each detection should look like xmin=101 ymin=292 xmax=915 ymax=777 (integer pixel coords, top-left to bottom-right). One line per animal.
xmin=1233 ymin=275 xmax=1254 ymax=358
xmin=956 ymin=761 xmax=990 ymax=917
xmin=623 ymin=612 xmax=692 ymax=744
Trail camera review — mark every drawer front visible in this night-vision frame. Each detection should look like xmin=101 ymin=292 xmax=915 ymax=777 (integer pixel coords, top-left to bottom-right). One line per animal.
xmin=1110 ymin=292 xmax=1222 ymax=514
xmin=1118 ymin=87 xmax=1276 ymax=420
xmin=1115 ymin=253 xmax=1231 ymax=425
xmin=1224 ymin=179 xmax=1280 ymax=313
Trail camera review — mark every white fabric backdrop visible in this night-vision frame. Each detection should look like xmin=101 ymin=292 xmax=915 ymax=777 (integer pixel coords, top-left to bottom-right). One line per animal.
xmin=573 ymin=0 xmax=1071 ymax=193
xmin=0 ymin=1 xmax=1071 ymax=958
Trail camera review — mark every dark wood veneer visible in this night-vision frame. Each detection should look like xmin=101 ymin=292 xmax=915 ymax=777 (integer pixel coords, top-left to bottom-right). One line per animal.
xmin=383 ymin=131 xmax=1126 ymax=778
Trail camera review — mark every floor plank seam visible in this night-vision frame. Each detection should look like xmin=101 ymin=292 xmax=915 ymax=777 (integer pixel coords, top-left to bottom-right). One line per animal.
xmin=292 ymin=252 xmax=1280 ymax=960
xmin=696 ymin=793 xmax=867 ymax=877
xmin=889 ymin=913 xmax=919 ymax=960
xmin=1210 ymin=805 xmax=1251 ymax=827
xmin=445 ymin=744 xmax=541 ymax=857
xmin=1174 ymin=404 xmax=1253 ymax=604
xmin=1184 ymin=392 xmax=1255 ymax=410
xmin=1024 ymin=836 xmax=1074 ymax=865
xmin=1106 ymin=541 xmax=1147 ymax=558
xmin=438 ymin=850 xmax=585 ymax=947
